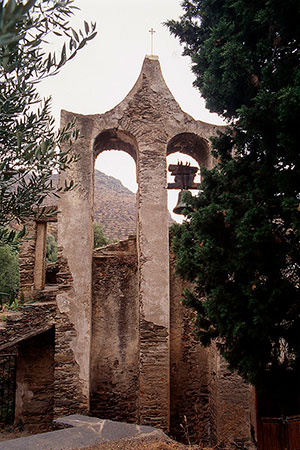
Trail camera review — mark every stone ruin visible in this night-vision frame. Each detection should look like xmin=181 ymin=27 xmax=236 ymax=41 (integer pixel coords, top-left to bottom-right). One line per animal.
xmin=0 ymin=56 xmax=257 ymax=449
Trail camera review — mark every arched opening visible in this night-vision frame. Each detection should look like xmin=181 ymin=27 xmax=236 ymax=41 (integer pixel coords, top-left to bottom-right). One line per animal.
xmin=167 ymin=133 xmax=208 ymax=223
xmin=93 ymin=129 xmax=138 ymax=243
xmin=167 ymin=132 xmax=210 ymax=167
xmin=91 ymin=129 xmax=139 ymax=422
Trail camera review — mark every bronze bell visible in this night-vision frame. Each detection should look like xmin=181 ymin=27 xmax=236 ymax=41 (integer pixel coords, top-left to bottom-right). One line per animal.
xmin=173 ymin=190 xmax=190 ymax=215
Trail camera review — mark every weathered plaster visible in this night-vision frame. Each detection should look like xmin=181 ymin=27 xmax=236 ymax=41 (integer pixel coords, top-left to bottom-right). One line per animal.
xmin=58 ymin=113 xmax=94 ymax=407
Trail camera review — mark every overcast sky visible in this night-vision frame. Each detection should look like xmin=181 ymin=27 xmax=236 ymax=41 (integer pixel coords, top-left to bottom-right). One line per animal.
xmin=38 ymin=0 xmax=225 ymax=219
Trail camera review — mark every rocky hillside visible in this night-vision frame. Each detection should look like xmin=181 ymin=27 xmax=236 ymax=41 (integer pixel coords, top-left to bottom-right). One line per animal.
xmin=93 ymin=170 xmax=136 ymax=240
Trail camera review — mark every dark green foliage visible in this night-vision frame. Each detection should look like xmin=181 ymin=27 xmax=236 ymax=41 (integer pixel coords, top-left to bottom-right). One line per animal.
xmin=93 ymin=222 xmax=117 ymax=249
xmin=167 ymin=0 xmax=300 ymax=397
xmin=0 ymin=1 xmax=97 ymax=233
xmin=0 ymin=243 xmax=19 ymax=306
xmin=167 ymin=0 xmax=300 ymax=121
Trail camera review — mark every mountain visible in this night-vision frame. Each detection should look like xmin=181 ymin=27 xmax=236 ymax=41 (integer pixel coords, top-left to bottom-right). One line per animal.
xmin=93 ymin=170 xmax=136 ymax=240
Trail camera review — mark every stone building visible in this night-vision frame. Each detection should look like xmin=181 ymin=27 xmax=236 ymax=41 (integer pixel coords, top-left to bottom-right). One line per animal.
xmin=0 ymin=56 xmax=257 ymax=449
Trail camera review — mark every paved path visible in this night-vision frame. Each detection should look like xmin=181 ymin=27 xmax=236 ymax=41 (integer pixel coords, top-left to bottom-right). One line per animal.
xmin=0 ymin=415 xmax=169 ymax=450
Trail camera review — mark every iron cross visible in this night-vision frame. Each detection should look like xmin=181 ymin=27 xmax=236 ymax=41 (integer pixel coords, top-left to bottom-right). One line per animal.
xmin=149 ymin=28 xmax=156 ymax=55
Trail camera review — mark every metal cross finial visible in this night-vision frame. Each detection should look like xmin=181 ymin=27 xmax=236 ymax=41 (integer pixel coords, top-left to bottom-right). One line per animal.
xmin=149 ymin=28 xmax=156 ymax=55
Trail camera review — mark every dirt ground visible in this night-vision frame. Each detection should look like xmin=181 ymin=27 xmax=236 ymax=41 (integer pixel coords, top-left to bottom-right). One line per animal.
xmin=81 ymin=439 xmax=216 ymax=450
xmin=0 ymin=427 xmax=32 ymax=442
xmin=83 ymin=441 xmax=194 ymax=450
xmin=0 ymin=428 xmax=217 ymax=449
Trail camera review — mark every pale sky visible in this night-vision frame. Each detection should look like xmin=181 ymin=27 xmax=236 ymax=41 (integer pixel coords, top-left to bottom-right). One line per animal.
xmin=38 ymin=0 xmax=225 ymax=220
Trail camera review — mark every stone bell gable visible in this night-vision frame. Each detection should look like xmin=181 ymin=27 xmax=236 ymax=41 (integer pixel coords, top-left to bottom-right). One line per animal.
xmin=0 ymin=56 xmax=256 ymax=449
xmin=58 ymin=55 xmax=220 ymax=431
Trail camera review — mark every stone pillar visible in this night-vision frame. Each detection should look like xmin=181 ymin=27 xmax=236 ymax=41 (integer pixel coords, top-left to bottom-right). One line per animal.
xmin=57 ymin=111 xmax=94 ymax=413
xmin=19 ymin=221 xmax=37 ymax=300
xmin=137 ymin=141 xmax=170 ymax=431
xmin=33 ymin=222 xmax=47 ymax=290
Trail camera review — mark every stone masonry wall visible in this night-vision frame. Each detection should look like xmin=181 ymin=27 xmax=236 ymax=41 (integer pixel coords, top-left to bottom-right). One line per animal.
xmin=54 ymin=247 xmax=88 ymax=417
xmin=170 ymin=246 xmax=256 ymax=449
xmin=215 ymin=356 xmax=256 ymax=449
xmin=14 ymin=328 xmax=55 ymax=432
xmin=170 ymin=250 xmax=211 ymax=446
xmin=0 ymin=303 xmax=56 ymax=431
xmin=207 ymin=344 xmax=219 ymax=444
xmin=59 ymin=55 xmax=219 ymax=431
xmin=139 ymin=319 xmax=169 ymax=429
xmin=90 ymin=237 xmax=139 ymax=422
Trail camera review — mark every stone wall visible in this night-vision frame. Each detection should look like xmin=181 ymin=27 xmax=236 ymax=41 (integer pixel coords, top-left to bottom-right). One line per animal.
xmin=169 ymin=251 xmax=211 ymax=445
xmin=169 ymin=248 xmax=256 ymax=449
xmin=215 ymin=356 xmax=256 ymax=449
xmin=207 ymin=344 xmax=219 ymax=443
xmin=19 ymin=216 xmax=58 ymax=301
xmin=14 ymin=328 xmax=55 ymax=432
xmin=2 ymin=227 xmax=257 ymax=445
xmin=90 ymin=237 xmax=139 ymax=422
xmin=0 ymin=304 xmax=56 ymax=431
xmin=54 ymin=246 xmax=89 ymax=417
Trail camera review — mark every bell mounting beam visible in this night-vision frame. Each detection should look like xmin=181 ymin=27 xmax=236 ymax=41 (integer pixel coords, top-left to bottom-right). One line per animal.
xmin=167 ymin=162 xmax=200 ymax=190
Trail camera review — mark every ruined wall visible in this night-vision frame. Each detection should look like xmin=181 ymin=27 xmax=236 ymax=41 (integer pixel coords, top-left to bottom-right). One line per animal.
xmin=6 ymin=55 xmax=256 ymax=443
xmin=0 ymin=303 xmax=56 ymax=430
xmin=54 ymin=247 xmax=89 ymax=417
xmin=58 ymin=112 xmax=94 ymax=414
xmin=215 ymin=356 xmax=256 ymax=449
xmin=207 ymin=344 xmax=219 ymax=443
xmin=90 ymin=238 xmax=211 ymax=435
xmin=14 ymin=328 xmax=55 ymax=432
xmin=19 ymin=216 xmax=58 ymax=301
xmin=1 ymin=228 xmax=90 ymax=425
xmin=170 ymin=247 xmax=256 ymax=449
xmin=170 ymin=250 xmax=211 ymax=445
xmin=0 ymin=297 xmax=86 ymax=424
xmin=90 ymin=237 xmax=139 ymax=422
xmin=17 ymin=215 xmax=88 ymax=417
